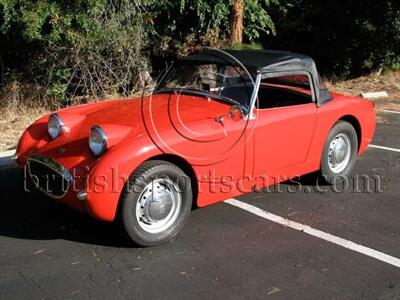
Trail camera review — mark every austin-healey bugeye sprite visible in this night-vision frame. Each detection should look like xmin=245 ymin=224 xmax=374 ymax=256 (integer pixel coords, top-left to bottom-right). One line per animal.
xmin=17 ymin=49 xmax=376 ymax=246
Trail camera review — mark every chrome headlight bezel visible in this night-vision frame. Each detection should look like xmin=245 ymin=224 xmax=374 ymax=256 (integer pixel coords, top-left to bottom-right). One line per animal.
xmin=89 ymin=125 xmax=107 ymax=156
xmin=48 ymin=113 xmax=64 ymax=139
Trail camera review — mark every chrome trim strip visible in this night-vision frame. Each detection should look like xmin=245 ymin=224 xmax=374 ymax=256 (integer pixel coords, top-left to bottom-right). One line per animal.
xmin=27 ymin=155 xmax=72 ymax=199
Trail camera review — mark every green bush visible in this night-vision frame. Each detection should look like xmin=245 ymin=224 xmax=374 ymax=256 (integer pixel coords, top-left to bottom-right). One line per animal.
xmin=0 ymin=0 xmax=278 ymax=104
xmin=147 ymin=0 xmax=278 ymax=56
xmin=268 ymin=0 xmax=400 ymax=76
xmin=0 ymin=0 xmax=399 ymax=106
xmin=0 ymin=0 xmax=148 ymax=105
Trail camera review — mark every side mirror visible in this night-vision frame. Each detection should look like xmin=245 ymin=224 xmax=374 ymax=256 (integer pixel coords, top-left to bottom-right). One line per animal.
xmin=229 ymin=105 xmax=244 ymax=121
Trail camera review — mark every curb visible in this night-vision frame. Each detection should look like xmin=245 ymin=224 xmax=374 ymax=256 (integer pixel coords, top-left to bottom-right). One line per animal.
xmin=0 ymin=149 xmax=17 ymax=167
xmin=360 ymin=91 xmax=388 ymax=99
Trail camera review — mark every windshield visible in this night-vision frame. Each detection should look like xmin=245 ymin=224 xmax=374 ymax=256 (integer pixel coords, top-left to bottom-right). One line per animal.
xmin=155 ymin=62 xmax=254 ymax=110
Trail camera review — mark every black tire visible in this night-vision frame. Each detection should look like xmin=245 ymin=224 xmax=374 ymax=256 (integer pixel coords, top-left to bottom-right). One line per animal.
xmin=119 ymin=160 xmax=192 ymax=246
xmin=320 ymin=121 xmax=358 ymax=184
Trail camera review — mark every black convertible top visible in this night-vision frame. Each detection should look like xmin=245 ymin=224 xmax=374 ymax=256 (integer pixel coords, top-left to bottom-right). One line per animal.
xmin=225 ymin=49 xmax=313 ymax=72
xmin=182 ymin=49 xmax=332 ymax=105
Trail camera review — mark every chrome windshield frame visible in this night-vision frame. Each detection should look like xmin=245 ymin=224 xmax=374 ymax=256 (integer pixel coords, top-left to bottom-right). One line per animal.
xmin=245 ymin=73 xmax=261 ymax=120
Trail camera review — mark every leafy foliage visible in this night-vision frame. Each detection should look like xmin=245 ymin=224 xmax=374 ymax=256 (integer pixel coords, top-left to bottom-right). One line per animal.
xmin=0 ymin=0 xmax=147 ymax=104
xmin=147 ymin=0 xmax=277 ymax=55
xmin=0 ymin=0 xmax=277 ymax=104
xmin=0 ymin=0 xmax=399 ymax=106
xmin=269 ymin=0 xmax=400 ymax=76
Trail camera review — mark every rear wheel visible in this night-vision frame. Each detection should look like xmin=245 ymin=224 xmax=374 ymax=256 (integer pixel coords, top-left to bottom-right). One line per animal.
xmin=320 ymin=121 xmax=358 ymax=184
xmin=119 ymin=160 xmax=192 ymax=246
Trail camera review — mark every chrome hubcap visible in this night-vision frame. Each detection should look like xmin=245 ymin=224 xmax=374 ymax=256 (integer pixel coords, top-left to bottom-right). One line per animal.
xmin=136 ymin=178 xmax=181 ymax=234
xmin=328 ymin=133 xmax=351 ymax=173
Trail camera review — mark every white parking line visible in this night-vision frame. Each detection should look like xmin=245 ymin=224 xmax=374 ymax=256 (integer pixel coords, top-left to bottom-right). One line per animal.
xmin=369 ymin=144 xmax=400 ymax=153
xmin=378 ymin=109 xmax=400 ymax=114
xmin=225 ymin=198 xmax=400 ymax=269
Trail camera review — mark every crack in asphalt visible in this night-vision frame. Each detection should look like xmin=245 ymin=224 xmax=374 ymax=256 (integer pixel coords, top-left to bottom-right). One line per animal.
xmin=16 ymin=269 xmax=55 ymax=299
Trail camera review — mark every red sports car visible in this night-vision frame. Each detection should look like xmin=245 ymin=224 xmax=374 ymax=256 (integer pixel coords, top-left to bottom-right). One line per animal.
xmin=17 ymin=49 xmax=376 ymax=246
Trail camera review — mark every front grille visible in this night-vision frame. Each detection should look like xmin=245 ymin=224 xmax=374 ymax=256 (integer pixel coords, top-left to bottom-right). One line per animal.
xmin=27 ymin=156 xmax=72 ymax=198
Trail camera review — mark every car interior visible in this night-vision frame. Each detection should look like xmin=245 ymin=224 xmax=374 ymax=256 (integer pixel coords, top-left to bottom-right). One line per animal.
xmin=256 ymin=74 xmax=313 ymax=109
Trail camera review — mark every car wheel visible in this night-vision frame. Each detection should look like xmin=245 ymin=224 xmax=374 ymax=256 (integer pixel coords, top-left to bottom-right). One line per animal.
xmin=320 ymin=121 xmax=358 ymax=184
xmin=119 ymin=160 xmax=192 ymax=246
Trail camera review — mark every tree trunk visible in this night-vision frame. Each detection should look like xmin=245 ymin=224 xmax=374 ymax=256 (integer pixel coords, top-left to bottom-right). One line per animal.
xmin=230 ymin=0 xmax=244 ymax=45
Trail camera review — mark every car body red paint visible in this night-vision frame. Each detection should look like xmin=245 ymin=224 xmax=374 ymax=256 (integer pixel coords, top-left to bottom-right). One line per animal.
xmin=17 ymin=50 xmax=376 ymax=223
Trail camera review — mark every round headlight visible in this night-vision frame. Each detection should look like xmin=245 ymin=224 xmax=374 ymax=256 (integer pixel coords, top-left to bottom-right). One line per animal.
xmin=48 ymin=113 xmax=63 ymax=139
xmin=89 ymin=126 xmax=107 ymax=156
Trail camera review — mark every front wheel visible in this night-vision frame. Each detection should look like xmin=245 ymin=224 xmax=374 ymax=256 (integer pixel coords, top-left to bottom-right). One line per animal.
xmin=119 ymin=160 xmax=192 ymax=246
xmin=320 ymin=121 xmax=358 ymax=184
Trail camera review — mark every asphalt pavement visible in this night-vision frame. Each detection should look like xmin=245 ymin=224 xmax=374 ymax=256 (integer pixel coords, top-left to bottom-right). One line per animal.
xmin=0 ymin=110 xmax=399 ymax=299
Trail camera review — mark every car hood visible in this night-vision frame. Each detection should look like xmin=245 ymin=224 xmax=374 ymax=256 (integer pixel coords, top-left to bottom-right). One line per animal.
xmin=59 ymin=93 xmax=233 ymax=136
xmin=17 ymin=91 xmax=248 ymax=175
xmin=30 ymin=93 xmax=235 ymax=158
xmin=82 ymin=93 xmax=232 ymax=127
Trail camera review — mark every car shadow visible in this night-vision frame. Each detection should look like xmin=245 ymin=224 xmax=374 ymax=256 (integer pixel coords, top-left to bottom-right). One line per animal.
xmin=0 ymin=166 xmax=136 ymax=248
xmin=283 ymin=172 xmax=330 ymax=187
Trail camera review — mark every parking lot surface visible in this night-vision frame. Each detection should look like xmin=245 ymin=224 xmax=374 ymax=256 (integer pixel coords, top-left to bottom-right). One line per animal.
xmin=0 ymin=110 xmax=399 ymax=299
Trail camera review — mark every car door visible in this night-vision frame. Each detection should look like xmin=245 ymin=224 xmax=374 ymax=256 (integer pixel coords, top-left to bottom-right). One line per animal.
xmin=252 ymin=72 xmax=317 ymax=178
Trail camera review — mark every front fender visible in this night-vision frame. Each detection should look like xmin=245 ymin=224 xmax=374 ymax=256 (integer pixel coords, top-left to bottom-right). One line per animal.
xmin=85 ymin=134 xmax=163 ymax=221
xmin=16 ymin=115 xmax=50 ymax=165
